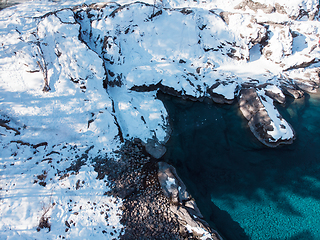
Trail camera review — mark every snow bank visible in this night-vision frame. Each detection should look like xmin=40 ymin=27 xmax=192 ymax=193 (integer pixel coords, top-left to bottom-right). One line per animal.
xmin=1 ymin=0 xmax=320 ymax=237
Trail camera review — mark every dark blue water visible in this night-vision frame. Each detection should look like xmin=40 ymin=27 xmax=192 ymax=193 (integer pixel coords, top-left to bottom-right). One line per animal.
xmin=159 ymin=92 xmax=320 ymax=240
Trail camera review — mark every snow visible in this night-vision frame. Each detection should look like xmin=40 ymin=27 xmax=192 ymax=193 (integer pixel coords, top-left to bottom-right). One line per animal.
xmin=225 ymin=12 xmax=267 ymax=49
xmin=211 ymin=81 xmax=238 ymax=100
xmin=107 ymin=87 xmax=169 ymax=143
xmin=257 ymin=89 xmax=294 ymax=142
xmin=255 ymin=0 xmax=319 ymax=16
xmin=166 ymin=177 xmax=176 ymax=188
xmin=185 ymin=224 xmax=214 ymax=240
xmin=0 ymin=0 xmax=319 ymax=238
xmin=263 ymin=25 xmax=293 ymax=63
xmin=0 ymin=143 xmax=123 ymax=239
xmin=265 ymin=84 xmax=285 ymax=96
xmin=56 ymin=9 xmax=76 ymax=24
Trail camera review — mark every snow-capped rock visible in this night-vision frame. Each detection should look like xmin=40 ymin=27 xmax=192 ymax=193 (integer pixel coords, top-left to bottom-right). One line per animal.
xmin=1 ymin=0 xmax=320 ymax=238
xmin=239 ymin=87 xmax=295 ymax=147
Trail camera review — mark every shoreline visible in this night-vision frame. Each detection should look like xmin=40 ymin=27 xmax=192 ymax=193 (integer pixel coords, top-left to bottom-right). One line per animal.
xmin=1 ymin=0 xmax=320 ymax=239
xmin=98 ymin=138 xmax=222 ymax=239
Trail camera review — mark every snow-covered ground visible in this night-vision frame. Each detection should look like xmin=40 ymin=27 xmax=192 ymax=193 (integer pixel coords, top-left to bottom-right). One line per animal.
xmin=1 ymin=0 xmax=320 ymax=238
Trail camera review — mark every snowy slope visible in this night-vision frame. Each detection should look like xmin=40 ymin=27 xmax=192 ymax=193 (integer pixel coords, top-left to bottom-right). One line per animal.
xmin=73 ymin=0 xmax=320 ymax=145
xmin=0 ymin=0 xmax=320 ymax=238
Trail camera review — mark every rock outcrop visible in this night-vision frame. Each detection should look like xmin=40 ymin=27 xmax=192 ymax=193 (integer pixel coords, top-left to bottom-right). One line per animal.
xmin=239 ymin=87 xmax=295 ymax=147
xmin=158 ymin=162 xmax=223 ymax=240
xmin=72 ymin=1 xmax=319 ymax=148
xmin=1 ymin=0 xmax=320 ymax=238
xmin=94 ymin=139 xmax=221 ymax=239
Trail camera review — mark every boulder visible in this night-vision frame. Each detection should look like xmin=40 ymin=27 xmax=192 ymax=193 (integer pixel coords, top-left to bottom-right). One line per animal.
xmin=239 ymin=87 xmax=295 ymax=147
xmin=281 ymin=85 xmax=304 ymax=99
xmin=294 ymin=80 xmax=318 ymax=93
xmin=265 ymin=89 xmax=286 ymax=104
xmin=207 ymin=82 xmax=237 ymax=104
xmin=157 ymin=162 xmax=190 ymax=203
xmin=238 ymin=88 xmax=264 ymax=120
xmin=143 ymin=138 xmax=167 ymax=159
xmin=157 ymin=162 xmax=223 ymax=240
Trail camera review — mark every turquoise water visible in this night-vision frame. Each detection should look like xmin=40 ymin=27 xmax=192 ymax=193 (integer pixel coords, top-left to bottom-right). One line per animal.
xmin=159 ymin=92 xmax=320 ymax=240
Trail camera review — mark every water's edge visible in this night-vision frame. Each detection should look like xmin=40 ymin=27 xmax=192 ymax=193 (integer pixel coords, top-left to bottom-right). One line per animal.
xmin=159 ymin=91 xmax=320 ymax=240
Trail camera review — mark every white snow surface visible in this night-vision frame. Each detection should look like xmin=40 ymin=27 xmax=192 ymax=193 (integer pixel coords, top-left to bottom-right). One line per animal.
xmin=186 ymin=224 xmax=214 ymax=240
xmin=0 ymin=143 xmax=123 ymax=239
xmin=166 ymin=176 xmax=176 ymax=189
xmin=0 ymin=0 xmax=320 ymax=238
xmin=257 ymin=89 xmax=294 ymax=141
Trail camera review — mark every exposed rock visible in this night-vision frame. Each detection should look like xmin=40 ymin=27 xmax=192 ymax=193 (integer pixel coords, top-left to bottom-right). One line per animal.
xmin=262 ymin=25 xmax=293 ymax=63
xmin=207 ymin=82 xmax=237 ymax=104
xmin=265 ymin=89 xmax=286 ymax=104
xmin=294 ymin=80 xmax=318 ymax=93
xmin=289 ymin=5 xmax=318 ymax=20
xmin=235 ymin=0 xmax=275 ymax=14
xmin=95 ymin=140 xmax=182 ymax=239
xmin=263 ymin=5 xmax=276 ymax=14
xmin=238 ymin=88 xmax=264 ymax=121
xmin=284 ymin=58 xmax=319 ymax=71
xmin=280 ymin=68 xmax=320 ymax=95
xmin=184 ymin=200 xmax=203 ymax=219
xmin=247 ymin=107 xmax=274 ymax=146
xmin=94 ymin=140 xmax=222 ymax=239
xmin=283 ymin=68 xmax=320 ymax=94
xmin=281 ymin=85 xmax=305 ymax=99
xmin=208 ymin=92 xmax=235 ymax=104
xmin=143 ymin=138 xmax=167 ymax=159
xmin=219 ymin=11 xmax=231 ymax=25
xmin=274 ymin=3 xmax=287 ymax=14
xmin=220 ymin=12 xmax=267 ymax=48
xmin=234 ymin=0 xmax=318 ymax=20
xmin=158 ymin=162 xmax=223 ymax=240
xmin=0 ymin=120 xmax=20 ymax=136
xmin=158 ymin=162 xmax=191 ymax=204
xmin=131 ymin=82 xmax=203 ymax=103
xmin=308 ymin=7 xmax=320 ymax=20
xmin=239 ymin=87 xmax=295 ymax=147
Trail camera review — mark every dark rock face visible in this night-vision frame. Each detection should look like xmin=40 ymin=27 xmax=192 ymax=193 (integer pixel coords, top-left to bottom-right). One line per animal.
xmin=238 ymin=88 xmax=274 ymax=147
xmin=265 ymin=88 xmax=286 ymax=104
xmin=239 ymin=88 xmax=264 ymax=121
xmin=294 ymin=80 xmax=318 ymax=93
xmin=158 ymin=162 xmax=192 ymax=205
xmin=248 ymin=108 xmax=274 ymax=145
xmin=281 ymin=85 xmax=304 ymax=99
xmin=143 ymin=138 xmax=167 ymax=159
